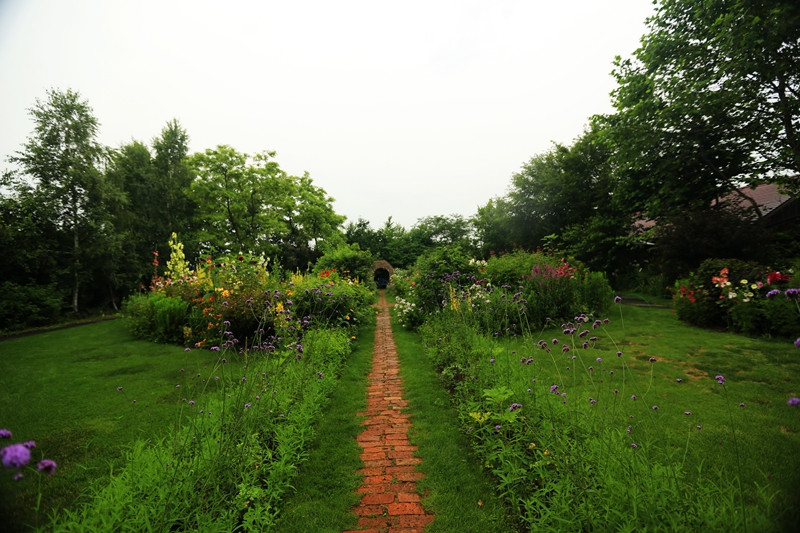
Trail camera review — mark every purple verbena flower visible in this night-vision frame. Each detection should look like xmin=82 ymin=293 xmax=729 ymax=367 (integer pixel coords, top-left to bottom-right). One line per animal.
xmin=715 ymin=375 xmax=726 ymax=385
xmin=649 ymin=357 xmax=657 ymax=363
xmin=37 ymin=459 xmax=57 ymax=474
xmin=614 ymin=296 xmax=622 ymax=303
xmin=787 ymin=397 xmax=800 ymax=406
xmin=589 ymin=397 xmax=596 ymax=404
xmin=22 ymin=441 xmax=35 ymax=449
xmin=1 ymin=443 xmax=31 ymax=469
xmin=0 ymin=429 xmax=12 ymax=439
xmin=508 ymin=403 xmax=523 ymax=412
xmin=631 ymin=442 xmax=638 ymax=449
xmin=766 ymin=289 xmax=781 ymax=299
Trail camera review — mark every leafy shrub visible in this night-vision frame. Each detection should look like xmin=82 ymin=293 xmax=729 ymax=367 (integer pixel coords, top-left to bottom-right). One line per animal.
xmin=122 ymin=292 xmax=188 ymax=344
xmin=484 ymin=249 xmax=551 ymax=286
xmin=313 ymin=244 xmax=375 ymax=286
xmin=577 ymin=271 xmax=614 ymax=315
xmin=410 ymin=245 xmax=484 ymax=316
xmin=151 ymin=295 xmax=189 ymax=343
xmin=0 ymin=281 xmax=64 ymax=331
xmin=396 ymin=249 xmax=612 ymax=333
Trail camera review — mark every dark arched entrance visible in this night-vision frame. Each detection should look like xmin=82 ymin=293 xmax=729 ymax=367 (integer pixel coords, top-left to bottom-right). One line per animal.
xmin=372 ymin=260 xmax=394 ymax=289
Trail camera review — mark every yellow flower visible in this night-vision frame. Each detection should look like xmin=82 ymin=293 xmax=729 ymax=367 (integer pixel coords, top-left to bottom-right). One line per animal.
xmin=468 ymin=411 xmax=491 ymax=423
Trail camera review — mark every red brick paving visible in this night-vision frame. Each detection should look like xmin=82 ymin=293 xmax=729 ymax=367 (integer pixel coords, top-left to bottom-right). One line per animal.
xmin=343 ymin=291 xmax=434 ymax=533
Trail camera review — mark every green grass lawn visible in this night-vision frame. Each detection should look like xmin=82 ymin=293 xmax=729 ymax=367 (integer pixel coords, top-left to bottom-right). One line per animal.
xmin=0 ymin=319 xmax=221 ymax=532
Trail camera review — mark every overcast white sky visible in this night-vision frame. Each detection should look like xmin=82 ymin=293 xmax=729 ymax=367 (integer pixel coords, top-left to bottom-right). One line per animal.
xmin=0 ymin=0 xmax=654 ymax=229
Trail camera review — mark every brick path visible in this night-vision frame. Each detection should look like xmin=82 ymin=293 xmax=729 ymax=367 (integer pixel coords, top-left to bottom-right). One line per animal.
xmin=344 ymin=291 xmax=434 ymax=533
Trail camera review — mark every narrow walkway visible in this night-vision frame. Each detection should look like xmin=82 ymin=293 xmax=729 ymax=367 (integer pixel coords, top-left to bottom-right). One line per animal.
xmin=344 ymin=291 xmax=434 ymax=533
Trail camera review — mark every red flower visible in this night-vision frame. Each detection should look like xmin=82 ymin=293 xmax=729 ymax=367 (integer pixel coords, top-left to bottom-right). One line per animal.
xmin=767 ymin=271 xmax=791 ymax=284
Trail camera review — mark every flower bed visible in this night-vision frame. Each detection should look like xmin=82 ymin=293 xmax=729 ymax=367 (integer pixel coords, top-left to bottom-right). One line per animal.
xmin=674 ymin=258 xmax=799 ymax=342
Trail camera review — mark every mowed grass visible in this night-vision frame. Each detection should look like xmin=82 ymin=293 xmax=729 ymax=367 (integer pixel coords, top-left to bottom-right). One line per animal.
xmin=0 ymin=319 xmax=222 ymax=532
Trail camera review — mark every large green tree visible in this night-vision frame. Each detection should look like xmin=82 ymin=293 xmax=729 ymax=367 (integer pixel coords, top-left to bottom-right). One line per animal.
xmin=608 ymin=0 xmax=800 ymax=218
xmin=476 ymin=125 xmax=619 ymax=257
xmin=189 ymin=146 xmax=344 ymax=269
xmin=6 ymin=89 xmax=116 ymax=313
xmin=151 ymin=119 xmax=195 ymax=255
xmin=106 ymin=120 xmax=196 ymax=290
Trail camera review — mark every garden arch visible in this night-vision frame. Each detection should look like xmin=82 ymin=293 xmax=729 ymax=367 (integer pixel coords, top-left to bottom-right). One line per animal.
xmin=372 ymin=260 xmax=394 ymax=289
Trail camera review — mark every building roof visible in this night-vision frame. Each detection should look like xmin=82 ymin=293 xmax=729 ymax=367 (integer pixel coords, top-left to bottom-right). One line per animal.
xmin=718 ymin=183 xmax=793 ymax=217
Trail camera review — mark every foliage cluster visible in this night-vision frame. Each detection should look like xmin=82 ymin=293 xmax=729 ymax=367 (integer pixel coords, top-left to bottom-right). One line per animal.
xmin=311 ymin=243 xmax=375 ymax=285
xmin=343 ymin=215 xmax=476 ymax=269
xmin=394 ymin=248 xmax=612 ymax=335
xmin=673 ymin=258 xmax=800 ymax=339
xmin=123 ymin=240 xmax=376 ymax=349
